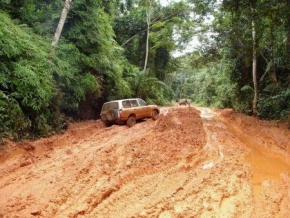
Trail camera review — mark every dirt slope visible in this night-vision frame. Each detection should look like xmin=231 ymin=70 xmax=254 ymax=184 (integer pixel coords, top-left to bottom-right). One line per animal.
xmin=0 ymin=106 xmax=289 ymax=218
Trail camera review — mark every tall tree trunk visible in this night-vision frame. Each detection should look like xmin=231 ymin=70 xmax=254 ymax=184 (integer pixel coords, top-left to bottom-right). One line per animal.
xmin=143 ymin=2 xmax=152 ymax=72
xmin=51 ymin=0 xmax=72 ymax=48
xmin=251 ymin=2 xmax=258 ymax=117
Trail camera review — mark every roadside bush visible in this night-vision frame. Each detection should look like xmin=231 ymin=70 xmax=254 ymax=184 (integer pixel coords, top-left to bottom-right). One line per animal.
xmin=0 ymin=12 xmax=61 ymax=140
xmin=0 ymin=92 xmax=30 ymax=140
xmin=258 ymin=88 xmax=290 ymax=120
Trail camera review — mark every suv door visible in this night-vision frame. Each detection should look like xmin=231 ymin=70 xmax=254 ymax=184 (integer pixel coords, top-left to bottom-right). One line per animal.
xmin=120 ymin=100 xmax=132 ymax=120
xmin=137 ymin=99 xmax=151 ymax=118
xmin=127 ymin=99 xmax=142 ymax=119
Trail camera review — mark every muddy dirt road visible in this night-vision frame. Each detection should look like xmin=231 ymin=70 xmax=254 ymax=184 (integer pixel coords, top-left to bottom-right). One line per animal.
xmin=0 ymin=106 xmax=289 ymax=218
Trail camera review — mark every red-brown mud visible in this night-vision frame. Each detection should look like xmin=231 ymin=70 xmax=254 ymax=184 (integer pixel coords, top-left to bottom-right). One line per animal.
xmin=0 ymin=106 xmax=289 ymax=217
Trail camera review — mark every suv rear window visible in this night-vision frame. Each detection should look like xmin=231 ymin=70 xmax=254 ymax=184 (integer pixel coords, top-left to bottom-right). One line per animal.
xmin=101 ymin=102 xmax=119 ymax=111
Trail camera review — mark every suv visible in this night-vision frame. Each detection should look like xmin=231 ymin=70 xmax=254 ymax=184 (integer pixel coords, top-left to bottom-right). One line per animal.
xmin=100 ymin=98 xmax=159 ymax=127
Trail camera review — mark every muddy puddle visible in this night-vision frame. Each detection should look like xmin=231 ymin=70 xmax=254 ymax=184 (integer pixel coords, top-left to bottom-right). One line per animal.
xmin=245 ymin=143 xmax=290 ymax=197
xmin=227 ymin=123 xmax=290 ymax=197
xmin=223 ymin=120 xmax=290 ymax=198
xmin=199 ymin=108 xmax=290 ymax=198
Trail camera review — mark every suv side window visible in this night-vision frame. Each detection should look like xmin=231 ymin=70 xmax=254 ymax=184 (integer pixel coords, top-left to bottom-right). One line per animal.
xmin=122 ymin=100 xmax=131 ymax=108
xmin=138 ymin=99 xmax=147 ymax=106
xmin=130 ymin=100 xmax=138 ymax=107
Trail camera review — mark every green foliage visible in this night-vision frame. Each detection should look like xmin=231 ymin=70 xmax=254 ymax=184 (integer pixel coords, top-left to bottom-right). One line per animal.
xmin=258 ymin=88 xmax=290 ymax=120
xmin=206 ymin=0 xmax=290 ymax=118
xmin=52 ymin=42 xmax=100 ymax=112
xmin=2 ymin=0 xmax=289 ymax=142
xmin=0 ymin=0 xmax=62 ymax=35
xmin=0 ymin=12 xmax=65 ymax=139
xmin=0 ymin=92 xmax=30 ymax=140
xmin=1 ymin=0 xmax=181 ymax=140
xmin=62 ymin=2 xmax=134 ymax=103
xmin=0 ymin=13 xmax=47 ymax=118
xmin=127 ymin=70 xmax=171 ymax=105
xmin=169 ymin=53 xmax=238 ymax=109
xmin=113 ymin=0 xmax=192 ymax=80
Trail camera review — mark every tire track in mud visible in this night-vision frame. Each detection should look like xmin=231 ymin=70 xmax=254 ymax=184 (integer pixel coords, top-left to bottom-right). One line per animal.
xmin=40 ymin=107 xmax=203 ymax=217
xmin=51 ymin=119 xmax=172 ymax=217
xmin=137 ymin=107 xmax=254 ymax=217
xmin=0 ymin=122 xmax=142 ymax=217
xmin=74 ymin=107 xmax=205 ymax=218
xmin=0 ymin=107 xmax=246 ymax=217
xmin=1 ymin=107 xmax=289 ymax=217
xmin=52 ymin=122 xmax=161 ymax=217
xmin=196 ymin=108 xmax=253 ymax=217
xmin=82 ymin=107 xmax=253 ymax=218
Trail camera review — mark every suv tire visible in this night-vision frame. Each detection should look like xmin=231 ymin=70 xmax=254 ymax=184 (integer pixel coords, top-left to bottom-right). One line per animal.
xmin=127 ymin=116 xmax=136 ymax=127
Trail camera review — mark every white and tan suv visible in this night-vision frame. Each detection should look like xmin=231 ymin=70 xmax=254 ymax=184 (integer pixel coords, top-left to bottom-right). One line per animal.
xmin=100 ymin=98 xmax=159 ymax=127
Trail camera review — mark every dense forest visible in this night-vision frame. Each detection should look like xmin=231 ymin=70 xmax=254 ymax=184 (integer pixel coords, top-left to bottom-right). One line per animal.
xmin=0 ymin=0 xmax=289 ymax=140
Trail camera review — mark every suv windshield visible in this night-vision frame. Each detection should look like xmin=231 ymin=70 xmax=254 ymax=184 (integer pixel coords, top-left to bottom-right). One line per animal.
xmin=138 ymin=99 xmax=147 ymax=106
xmin=101 ymin=102 xmax=119 ymax=111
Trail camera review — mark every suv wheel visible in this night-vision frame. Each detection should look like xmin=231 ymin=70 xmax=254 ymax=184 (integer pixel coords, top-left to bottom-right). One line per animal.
xmin=127 ymin=116 xmax=136 ymax=127
xmin=152 ymin=110 xmax=159 ymax=120
xmin=106 ymin=109 xmax=117 ymax=121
